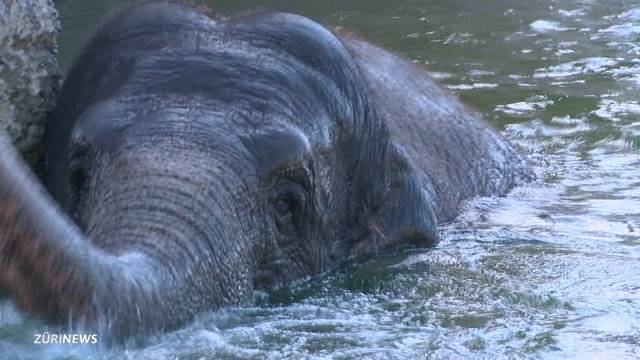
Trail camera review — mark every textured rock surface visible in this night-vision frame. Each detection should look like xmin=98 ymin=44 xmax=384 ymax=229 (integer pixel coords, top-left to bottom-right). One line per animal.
xmin=0 ymin=0 xmax=60 ymax=168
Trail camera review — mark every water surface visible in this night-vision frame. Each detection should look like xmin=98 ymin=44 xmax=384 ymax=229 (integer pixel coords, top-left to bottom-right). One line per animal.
xmin=2 ymin=0 xmax=640 ymax=358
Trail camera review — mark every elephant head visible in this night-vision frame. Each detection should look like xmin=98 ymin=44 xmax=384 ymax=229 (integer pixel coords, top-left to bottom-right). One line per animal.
xmin=0 ymin=2 xmax=438 ymax=340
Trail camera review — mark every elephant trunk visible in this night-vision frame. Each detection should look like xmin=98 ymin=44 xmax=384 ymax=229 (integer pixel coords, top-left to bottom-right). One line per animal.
xmin=0 ymin=132 xmax=174 ymax=340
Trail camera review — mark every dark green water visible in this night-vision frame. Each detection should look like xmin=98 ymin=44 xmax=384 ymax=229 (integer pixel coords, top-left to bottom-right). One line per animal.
xmin=2 ymin=0 xmax=640 ymax=358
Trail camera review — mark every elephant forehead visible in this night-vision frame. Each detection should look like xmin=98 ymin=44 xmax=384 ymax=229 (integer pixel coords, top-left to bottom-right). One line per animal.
xmin=240 ymin=126 xmax=311 ymax=177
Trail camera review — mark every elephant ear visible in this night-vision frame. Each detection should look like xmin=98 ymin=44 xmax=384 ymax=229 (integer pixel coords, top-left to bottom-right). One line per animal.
xmin=351 ymin=142 xmax=439 ymax=256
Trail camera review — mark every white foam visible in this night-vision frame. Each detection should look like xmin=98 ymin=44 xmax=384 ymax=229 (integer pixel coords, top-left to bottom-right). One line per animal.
xmin=592 ymin=99 xmax=640 ymax=121
xmin=598 ymin=24 xmax=640 ymax=39
xmin=530 ymin=20 xmax=570 ymax=33
xmin=534 ymin=57 xmax=618 ymax=78
xmin=495 ymin=98 xmax=554 ymax=115
xmin=448 ymin=83 xmax=498 ymax=90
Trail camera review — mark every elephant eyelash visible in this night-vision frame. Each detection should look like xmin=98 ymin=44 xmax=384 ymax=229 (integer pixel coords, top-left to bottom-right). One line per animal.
xmin=271 ymin=163 xmax=302 ymax=181
xmin=264 ymin=161 xmax=312 ymax=192
xmin=281 ymin=163 xmax=314 ymax=191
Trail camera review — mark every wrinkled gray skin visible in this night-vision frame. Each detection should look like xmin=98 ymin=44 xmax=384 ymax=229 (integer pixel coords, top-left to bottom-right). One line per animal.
xmin=0 ymin=2 xmax=530 ymax=342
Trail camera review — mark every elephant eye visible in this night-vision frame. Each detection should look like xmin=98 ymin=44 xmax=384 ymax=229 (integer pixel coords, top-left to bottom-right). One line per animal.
xmin=69 ymin=160 xmax=90 ymax=192
xmin=271 ymin=182 xmax=307 ymax=235
xmin=275 ymin=196 xmax=293 ymax=214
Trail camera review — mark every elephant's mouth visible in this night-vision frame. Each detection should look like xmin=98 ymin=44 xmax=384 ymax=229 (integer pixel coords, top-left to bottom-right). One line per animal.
xmin=349 ymin=221 xmax=436 ymax=258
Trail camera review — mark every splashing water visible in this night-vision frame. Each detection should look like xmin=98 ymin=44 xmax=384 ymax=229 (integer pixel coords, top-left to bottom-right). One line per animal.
xmin=2 ymin=0 xmax=640 ymax=358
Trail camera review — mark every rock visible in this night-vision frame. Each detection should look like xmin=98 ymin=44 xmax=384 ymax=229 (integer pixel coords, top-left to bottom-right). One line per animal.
xmin=0 ymin=0 xmax=60 ymax=170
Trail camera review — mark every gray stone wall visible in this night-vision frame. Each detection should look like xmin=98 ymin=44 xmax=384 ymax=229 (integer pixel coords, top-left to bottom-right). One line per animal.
xmin=0 ymin=0 xmax=60 ymax=169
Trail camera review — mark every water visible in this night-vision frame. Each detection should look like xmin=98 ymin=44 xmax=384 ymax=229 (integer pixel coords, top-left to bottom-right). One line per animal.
xmin=2 ymin=0 xmax=640 ymax=358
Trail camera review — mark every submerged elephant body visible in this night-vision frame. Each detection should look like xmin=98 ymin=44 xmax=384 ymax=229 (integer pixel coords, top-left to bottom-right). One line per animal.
xmin=0 ymin=2 xmax=529 ymax=340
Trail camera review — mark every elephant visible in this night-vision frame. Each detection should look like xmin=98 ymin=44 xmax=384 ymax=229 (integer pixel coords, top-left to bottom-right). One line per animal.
xmin=0 ymin=1 xmax=530 ymax=342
